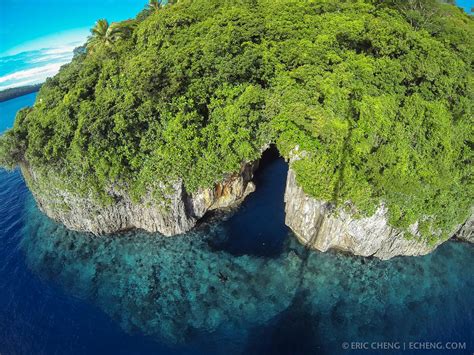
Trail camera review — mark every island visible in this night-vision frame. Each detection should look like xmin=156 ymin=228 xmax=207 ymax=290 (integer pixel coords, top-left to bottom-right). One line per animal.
xmin=0 ymin=84 xmax=42 ymax=102
xmin=0 ymin=0 xmax=472 ymax=259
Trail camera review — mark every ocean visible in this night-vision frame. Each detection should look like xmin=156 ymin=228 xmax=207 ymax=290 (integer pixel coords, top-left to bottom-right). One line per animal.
xmin=0 ymin=93 xmax=473 ymax=355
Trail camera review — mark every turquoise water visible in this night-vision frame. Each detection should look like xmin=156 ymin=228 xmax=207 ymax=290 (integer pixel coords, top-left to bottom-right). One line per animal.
xmin=0 ymin=92 xmax=36 ymax=132
xmin=1 ymin=94 xmax=473 ymax=354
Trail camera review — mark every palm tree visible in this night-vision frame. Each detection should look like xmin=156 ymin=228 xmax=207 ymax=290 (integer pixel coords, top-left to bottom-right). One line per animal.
xmin=87 ymin=19 xmax=112 ymax=50
xmin=87 ymin=19 xmax=136 ymax=52
xmin=112 ymin=20 xmax=137 ymax=40
xmin=147 ymin=0 xmax=163 ymax=12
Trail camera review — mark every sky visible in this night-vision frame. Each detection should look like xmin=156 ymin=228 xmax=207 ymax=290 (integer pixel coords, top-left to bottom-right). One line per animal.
xmin=0 ymin=0 xmax=472 ymax=91
xmin=456 ymin=0 xmax=474 ymax=12
xmin=0 ymin=0 xmax=145 ymax=90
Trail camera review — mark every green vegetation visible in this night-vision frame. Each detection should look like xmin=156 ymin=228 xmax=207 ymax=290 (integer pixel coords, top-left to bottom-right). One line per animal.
xmin=266 ymin=0 xmax=473 ymax=242
xmin=1 ymin=0 xmax=472 ymax=241
xmin=86 ymin=18 xmax=137 ymax=52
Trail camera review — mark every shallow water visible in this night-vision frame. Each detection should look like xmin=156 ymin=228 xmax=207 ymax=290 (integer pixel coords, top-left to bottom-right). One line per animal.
xmin=1 ymin=94 xmax=473 ymax=355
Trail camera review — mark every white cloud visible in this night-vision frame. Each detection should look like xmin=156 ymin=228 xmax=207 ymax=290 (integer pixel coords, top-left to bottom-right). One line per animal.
xmin=0 ymin=29 xmax=89 ymax=91
xmin=41 ymin=46 xmax=79 ymax=55
xmin=3 ymin=28 xmax=89 ymax=56
xmin=29 ymin=53 xmax=72 ymax=64
xmin=1 ymin=77 xmax=45 ymax=90
xmin=0 ymin=62 xmax=65 ymax=91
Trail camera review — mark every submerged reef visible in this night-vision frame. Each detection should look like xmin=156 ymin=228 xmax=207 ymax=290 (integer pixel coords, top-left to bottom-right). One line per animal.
xmin=21 ymin=197 xmax=301 ymax=346
xmin=21 ymin=196 xmax=474 ymax=353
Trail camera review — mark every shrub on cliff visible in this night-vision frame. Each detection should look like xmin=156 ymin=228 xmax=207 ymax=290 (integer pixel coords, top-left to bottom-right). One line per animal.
xmin=265 ymin=0 xmax=473 ymax=241
xmin=0 ymin=0 xmax=472 ymax=240
xmin=0 ymin=108 xmax=29 ymax=170
xmin=0 ymin=131 xmax=21 ymax=170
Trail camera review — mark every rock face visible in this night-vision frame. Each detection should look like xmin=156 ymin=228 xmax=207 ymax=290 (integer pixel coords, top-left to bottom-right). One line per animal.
xmin=284 ymin=168 xmax=446 ymax=260
xmin=21 ymin=162 xmax=258 ymax=236
xmin=456 ymin=211 xmax=474 ymax=243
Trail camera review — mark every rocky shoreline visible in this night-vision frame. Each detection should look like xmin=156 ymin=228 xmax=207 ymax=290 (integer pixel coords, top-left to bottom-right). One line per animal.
xmin=282 ymin=149 xmax=472 ymax=260
xmin=21 ymin=161 xmax=258 ymax=236
xmin=284 ymin=168 xmax=448 ymax=260
xmin=454 ymin=211 xmax=474 ymax=244
xmin=20 ymin=152 xmax=472 ymax=259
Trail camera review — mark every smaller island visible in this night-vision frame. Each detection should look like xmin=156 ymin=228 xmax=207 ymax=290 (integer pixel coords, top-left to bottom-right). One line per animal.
xmin=0 ymin=84 xmax=42 ymax=103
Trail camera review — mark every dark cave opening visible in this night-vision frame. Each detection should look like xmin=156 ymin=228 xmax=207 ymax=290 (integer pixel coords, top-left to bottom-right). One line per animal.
xmin=206 ymin=145 xmax=291 ymax=257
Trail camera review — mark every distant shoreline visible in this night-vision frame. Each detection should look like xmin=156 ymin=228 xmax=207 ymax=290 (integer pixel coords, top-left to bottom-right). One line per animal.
xmin=0 ymin=84 xmax=42 ymax=103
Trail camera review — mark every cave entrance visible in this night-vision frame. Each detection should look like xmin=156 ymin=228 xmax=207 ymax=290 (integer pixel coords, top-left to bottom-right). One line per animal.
xmin=209 ymin=145 xmax=290 ymax=257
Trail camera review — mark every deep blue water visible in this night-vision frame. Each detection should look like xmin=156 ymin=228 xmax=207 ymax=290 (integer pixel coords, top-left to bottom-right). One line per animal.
xmin=0 ymin=94 xmax=473 ymax=355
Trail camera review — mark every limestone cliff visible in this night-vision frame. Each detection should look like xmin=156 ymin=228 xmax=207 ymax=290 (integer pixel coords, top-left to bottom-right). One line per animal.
xmin=284 ymin=168 xmax=450 ymax=260
xmin=456 ymin=211 xmax=474 ymax=243
xmin=21 ymin=161 xmax=258 ymax=236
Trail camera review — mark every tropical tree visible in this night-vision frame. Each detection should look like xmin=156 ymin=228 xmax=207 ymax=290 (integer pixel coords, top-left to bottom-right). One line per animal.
xmin=114 ymin=20 xmax=137 ymax=39
xmin=147 ymin=0 xmax=163 ymax=12
xmin=87 ymin=19 xmax=111 ymax=48
xmin=87 ymin=19 xmax=136 ymax=51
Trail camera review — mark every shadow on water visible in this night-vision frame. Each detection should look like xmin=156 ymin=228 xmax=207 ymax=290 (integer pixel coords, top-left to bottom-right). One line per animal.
xmin=10 ymin=145 xmax=474 ymax=355
xmin=17 ymin=188 xmax=474 ymax=355
xmin=206 ymin=145 xmax=290 ymax=258
xmin=244 ymin=289 xmax=325 ymax=355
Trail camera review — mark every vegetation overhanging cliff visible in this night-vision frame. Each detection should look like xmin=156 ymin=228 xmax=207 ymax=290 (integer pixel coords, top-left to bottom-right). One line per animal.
xmin=0 ymin=0 xmax=472 ymax=242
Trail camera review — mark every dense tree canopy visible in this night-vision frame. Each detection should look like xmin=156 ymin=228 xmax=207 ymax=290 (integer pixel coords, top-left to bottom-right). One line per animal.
xmin=1 ymin=0 xmax=472 ymax=241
